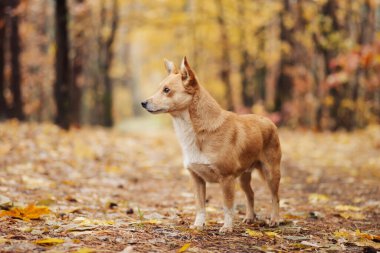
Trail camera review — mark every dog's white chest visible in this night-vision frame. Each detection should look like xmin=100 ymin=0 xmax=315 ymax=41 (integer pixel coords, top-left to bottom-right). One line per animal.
xmin=172 ymin=111 xmax=210 ymax=168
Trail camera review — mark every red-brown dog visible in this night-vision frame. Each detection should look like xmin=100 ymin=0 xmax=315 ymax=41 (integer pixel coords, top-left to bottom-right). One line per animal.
xmin=141 ymin=57 xmax=281 ymax=232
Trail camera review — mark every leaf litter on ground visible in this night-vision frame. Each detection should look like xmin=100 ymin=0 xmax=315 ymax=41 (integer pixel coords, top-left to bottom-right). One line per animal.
xmin=0 ymin=121 xmax=379 ymax=252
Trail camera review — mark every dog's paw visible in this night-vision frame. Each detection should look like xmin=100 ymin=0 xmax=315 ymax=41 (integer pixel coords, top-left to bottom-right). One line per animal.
xmin=267 ymin=217 xmax=280 ymax=227
xmin=219 ymin=226 xmax=233 ymax=233
xmin=243 ymin=214 xmax=257 ymax=224
xmin=243 ymin=217 xmax=256 ymax=224
xmin=190 ymin=224 xmax=204 ymax=231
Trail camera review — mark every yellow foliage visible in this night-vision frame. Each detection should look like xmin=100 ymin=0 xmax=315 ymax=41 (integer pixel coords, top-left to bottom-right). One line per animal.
xmin=339 ymin=212 xmax=365 ymax=220
xmin=335 ymin=205 xmax=361 ymax=212
xmin=0 ymin=204 xmax=50 ymax=221
xmin=177 ymin=243 xmax=191 ymax=253
xmin=72 ymin=248 xmax=96 ymax=253
xmin=246 ymin=229 xmax=263 ymax=237
xmin=265 ymin=231 xmax=279 ymax=237
xmin=333 ymin=229 xmax=351 ymax=239
xmin=308 ymin=193 xmax=329 ymax=204
xmin=324 ymin=95 xmax=334 ymax=107
xmin=34 ymin=238 xmax=65 ymax=246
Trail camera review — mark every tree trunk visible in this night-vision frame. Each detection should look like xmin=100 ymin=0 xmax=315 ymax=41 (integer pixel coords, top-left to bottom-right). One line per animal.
xmin=237 ymin=0 xmax=255 ymax=109
xmin=215 ymin=0 xmax=233 ymax=111
xmin=321 ymin=0 xmax=348 ymax=130
xmin=0 ymin=1 xmax=7 ymax=119
xmin=352 ymin=0 xmax=376 ymax=128
xmin=99 ymin=0 xmax=118 ymax=127
xmin=9 ymin=0 xmax=24 ymax=120
xmin=275 ymin=0 xmax=293 ymax=114
xmin=54 ymin=0 xmax=71 ymax=129
xmin=71 ymin=0 xmax=87 ymax=127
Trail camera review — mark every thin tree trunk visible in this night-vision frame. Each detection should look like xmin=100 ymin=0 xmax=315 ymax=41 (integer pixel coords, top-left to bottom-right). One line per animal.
xmin=238 ymin=0 xmax=254 ymax=108
xmin=275 ymin=0 xmax=293 ymax=114
xmin=0 ymin=1 xmax=7 ymax=119
xmin=9 ymin=0 xmax=24 ymax=120
xmin=71 ymin=0 xmax=87 ymax=127
xmin=54 ymin=0 xmax=71 ymax=129
xmin=99 ymin=0 xmax=118 ymax=127
xmin=215 ymin=0 xmax=233 ymax=111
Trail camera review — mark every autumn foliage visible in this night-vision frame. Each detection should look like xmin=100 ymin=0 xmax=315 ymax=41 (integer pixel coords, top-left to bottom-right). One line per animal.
xmin=0 ymin=0 xmax=378 ymax=130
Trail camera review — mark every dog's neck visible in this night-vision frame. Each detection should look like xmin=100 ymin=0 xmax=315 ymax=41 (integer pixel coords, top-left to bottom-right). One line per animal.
xmin=187 ymin=85 xmax=225 ymax=133
xmin=171 ymin=84 xmax=226 ymax=133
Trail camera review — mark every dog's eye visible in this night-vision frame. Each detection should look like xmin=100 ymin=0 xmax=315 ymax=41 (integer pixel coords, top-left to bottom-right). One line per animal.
xmin=163 ymin=87 xmax=170 ymax=93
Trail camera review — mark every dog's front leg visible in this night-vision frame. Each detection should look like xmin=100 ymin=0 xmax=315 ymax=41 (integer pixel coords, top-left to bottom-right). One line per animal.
xmin=219 ymin=176 xmax=235 ymax=233
xmin=189 ymin=171 xmax=206 ymax=230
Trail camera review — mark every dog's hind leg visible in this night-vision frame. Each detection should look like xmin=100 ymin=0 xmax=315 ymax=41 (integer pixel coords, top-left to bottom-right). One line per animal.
xmin=239 ymin=171 xmax=256 ymax=224
xmin=260 ymin=160 xmax=281 ymax=227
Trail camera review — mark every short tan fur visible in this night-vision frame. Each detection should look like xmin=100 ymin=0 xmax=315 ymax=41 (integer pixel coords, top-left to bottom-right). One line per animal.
xmin=141 ymin=57 xmax=281 ymax=233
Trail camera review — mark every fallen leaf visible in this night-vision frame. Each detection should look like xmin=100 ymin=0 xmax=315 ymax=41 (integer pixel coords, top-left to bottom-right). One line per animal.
xmin=339 ymin=212 xmax=365 ymax=220
xmin=290 ymin=243 xmax=309 ymax=249
xmin=141 ymin=219 xmax=162 ymax=224
xmin=105 ymin=165 xmax=123 ymax=174
xmin=246 ymin=229 xmax=263 ymax=237
xmin=73 ymin=217 xmax=114 ymax=226
xmin=308 ymin=193 xmax=329 ymax=204
xmin=36 ymin=198 xmax=56 ymax=206
xmin=283 ymin=213 xmax=305 ymax=220
xmin=177 ymin=243 xmax=191 ymax=253
xmin=333 ymin=229 xmax=351 ymax=239
xmin=284 ymin=235 xmax=309 ymax=241
xmin=354 ymin=239 xmax=380 ymax=249
xmin=0 ymin=204 xmax=50 ymax=221
xmin=0 ymin=195 xmax=12 ymax=210
xmin=34 ymin=238 xmax=65 ymax=246
xmin=72 ymin=248 xmax=96 ymax=253
xmin=264 ymin=231 xmax=279 ymax=237
xmin=335 ymin=205 xmax=361 ymax=211
xmin=301 ymin=241 xmax=320 ymax=248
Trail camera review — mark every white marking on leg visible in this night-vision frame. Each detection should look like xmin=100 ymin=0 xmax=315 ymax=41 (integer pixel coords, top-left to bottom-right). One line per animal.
xmin=223 ymin=207 xmax=234 ymax=228
xmin=194 ymin=209 xmax=206 ymax=226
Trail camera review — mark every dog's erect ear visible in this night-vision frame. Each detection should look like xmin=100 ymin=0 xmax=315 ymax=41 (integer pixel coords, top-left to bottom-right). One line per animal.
xmin=164 ymin=59 xmax=178 ymax=74
xmin=180 ymin=56 xmax=195 ymax=83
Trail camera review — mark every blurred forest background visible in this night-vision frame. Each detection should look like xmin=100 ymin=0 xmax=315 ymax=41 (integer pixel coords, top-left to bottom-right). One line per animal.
xmin=0 ymin=0 xmax=380 ymax=130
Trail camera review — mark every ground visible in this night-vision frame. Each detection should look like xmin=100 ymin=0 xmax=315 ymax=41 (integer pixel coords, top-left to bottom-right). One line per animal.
xmin=0 ymin=120 xmax=379 ymax=253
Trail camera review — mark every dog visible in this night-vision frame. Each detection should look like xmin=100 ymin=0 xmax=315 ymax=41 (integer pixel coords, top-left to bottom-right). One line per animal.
xmin=141 ymin=57 xmax=281 ymax=233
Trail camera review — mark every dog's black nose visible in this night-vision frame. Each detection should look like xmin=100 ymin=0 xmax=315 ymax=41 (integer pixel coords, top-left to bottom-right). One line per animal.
xmin=141 ymin=101 xmax=148 ymax=108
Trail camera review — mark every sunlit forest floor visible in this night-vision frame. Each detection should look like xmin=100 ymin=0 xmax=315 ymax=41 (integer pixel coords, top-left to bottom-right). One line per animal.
xmin=0 ymin=120 xmax=379 ymax=252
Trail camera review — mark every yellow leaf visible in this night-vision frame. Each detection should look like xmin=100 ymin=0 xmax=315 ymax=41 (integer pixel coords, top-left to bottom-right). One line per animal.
xmin=141 ymin=219 xmax=162 ymax=224
xmin=339 ymin=212 xmax=365 ymax=220
xmin=308 ymin=193 xmax=329 ymax=204
xmin=72 ymin=248 xmax=95 ymax=253
xmin=335 ymin=205 xmax=361 ymax=212
xmin=73 ymin=217 xmax=115 ymax=226
xmin=246 ymin=229 xmax=263 ymax=237
xmin=0 ymin=237 xmax=7 ymax=244
xmin=355 ymin=229 xmax=374 ymax=240
xmin=177 ymin=243 xmax=191 ymax=253
xmin=265 ymin=231 xmax=279 ymax=237
xmin=333 ymin=229 xmax=351 ymax=239
xmin=34 ymin=238 xmax=65 ymax=246
xmin=0 ymin=204 xmax=50 ymax=221
xmin=290 ymin=243 xmax=309 ymax=249
xmin=283 ymin=213 xmax=305 ymax=220
xmin=105 ymin=165 xmax=123 ymax=174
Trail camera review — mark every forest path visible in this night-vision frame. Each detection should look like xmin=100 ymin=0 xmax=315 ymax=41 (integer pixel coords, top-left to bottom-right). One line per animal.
xmin=0 ymin=121 xmax=379 ymax=252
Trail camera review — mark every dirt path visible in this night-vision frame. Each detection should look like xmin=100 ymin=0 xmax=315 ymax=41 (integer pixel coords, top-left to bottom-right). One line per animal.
xmin=0 ymin=121 xmax=379 ymax=252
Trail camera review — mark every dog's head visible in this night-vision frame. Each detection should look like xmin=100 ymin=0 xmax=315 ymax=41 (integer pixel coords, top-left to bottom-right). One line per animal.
xmin=141 ymin=57 xmax=198 ymax=114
